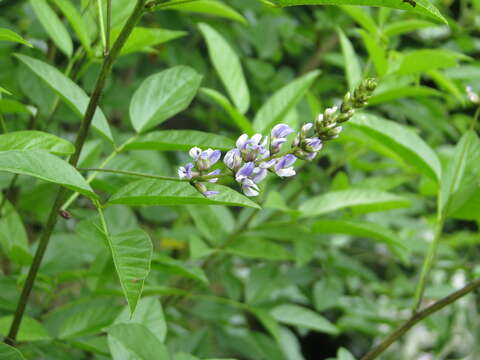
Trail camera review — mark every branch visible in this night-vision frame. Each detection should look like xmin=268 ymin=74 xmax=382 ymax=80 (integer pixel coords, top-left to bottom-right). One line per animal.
xmin=360 ymin=277 xmax=480 ymax=360
xmin=4 ymin=0 xmax=147 ymax=346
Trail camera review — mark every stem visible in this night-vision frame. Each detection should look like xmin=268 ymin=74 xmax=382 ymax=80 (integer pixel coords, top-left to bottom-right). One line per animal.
xmin=146 ymin=0 xmax=201 ymax=11
xmin=360 ymin=277 xmax=480 ymax=360
xmin=4 ymin=0 xmax=146 ymax=345
xmin=78 ymin=167 xmax=232 ymax=182
xmin=97 ymin=0 xmax=107 ymax=53
xmin=470 ymin=106 xmax=480 ymax=131
xmin=105 ymin=0 xmax=112 ymax=56
xmin=0 ymin=109 xmax=7 ymax=134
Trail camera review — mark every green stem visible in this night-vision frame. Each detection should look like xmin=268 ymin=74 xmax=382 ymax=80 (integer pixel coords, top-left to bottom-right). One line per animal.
xmin=78 ymin=167 xmax=232 ymax=182
xmin=146 ymin=0 xmax=200 ymax=11
xmin=360 ymin=277 xmax=480 ymax=360
xmin=61 ymin=135 xmax=137 ymax=211
xmin=4 ymin=0 xmax=146 ymax=346
xmin=470 ymin=106 xmax=480 ymax=131
xmin=0 ymin=110 xmax=7 ymax=134
xmin=105 ymin=0 xmax=112 ymax=56
xmin=97 ymin=0 xmax=107 ymax=53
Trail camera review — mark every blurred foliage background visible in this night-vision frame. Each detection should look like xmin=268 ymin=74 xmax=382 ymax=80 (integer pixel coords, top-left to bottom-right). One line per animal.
xmin=1 ymin=0 xmax=480 ymax=359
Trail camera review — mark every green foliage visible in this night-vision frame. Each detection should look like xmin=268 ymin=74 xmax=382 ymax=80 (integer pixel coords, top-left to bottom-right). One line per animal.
xmin=0 ymin=0 xmax=478 ymax=359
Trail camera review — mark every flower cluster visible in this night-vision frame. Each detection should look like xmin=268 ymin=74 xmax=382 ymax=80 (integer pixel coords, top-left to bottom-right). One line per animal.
xmin=178 ymin=78 xmax=377 ymax=198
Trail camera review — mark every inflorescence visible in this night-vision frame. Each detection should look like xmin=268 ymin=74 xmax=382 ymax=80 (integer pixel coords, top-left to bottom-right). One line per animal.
xmin=178 ymin=78 xmax=377 ymax=198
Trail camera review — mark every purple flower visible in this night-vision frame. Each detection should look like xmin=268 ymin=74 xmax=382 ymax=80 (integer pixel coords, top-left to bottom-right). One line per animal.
xmin=235 ymin=133 xmax=269 ymax=162
xmin=303 ymin=137 xmax=323 ymax=152
xmin=189 ymin=147 xmax=221 ymax=171
xmin=178 ymin=163 xmax=195 ymax=179
xmin=274 ymin=154 xmax=296 ymax=177
xmin=270 ymin=123 xmax=294 ymax=154
xmin=235 ymin=162 xmax=266 ymax=197
xmin=207 ymin=169 xmax=221 ymax=183
xmin=224 ymin=148 xmax=243 ymax=170
xmin=203 ymin=190 xmax=219 ymax=198
xmin=467 ymin=86 xmax=480 ymax=104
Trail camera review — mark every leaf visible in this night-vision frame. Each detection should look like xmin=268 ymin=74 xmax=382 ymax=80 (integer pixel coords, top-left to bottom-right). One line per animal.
xmin=253 ymin=70 xmax=320 ymax=132
xmin=340 ymin=6 xmax=378 ymax=35
xmin=440 ymin=131 xmax=480 ymax=216
xmin=30 ymin=0 xmax=73 ymax=57
xmin=367 ymin=86 xmax=442 ymax=104
xmin=300 ymin=189 xmax=411 ymax=218
xmin=108 ymin=180 xmax=261 ymax=209
xmin=129 ymin=66 xmax=202 ymax=133
xmin=104 ymin=229 xmax=153 ymax=315
xmin=349 ymin=113 xmax=442 ymax=181
xmin=338 ymin=348 xmax=356 ymax=360
xmin=108 ymin=323 xmax=169 ymax=360
xmin=0 ymin=131 xmax=74 ymax=155
xmin=270 ymin=304 xmax=339 ymax=335
xmin=0 ymin=86 xmax=12 ymax=95
xmin=0 ymin=28 xmax=32 ymax=47
xmin=125 ymin=130 xmax=234 ymax=152
xmin=395 ymin=49 xmax=467 ymax=75
xmin=359 ymin=29 xmax=387 ymax=76
xmin=152 ymin=254 xmax=209 ymax=285
xmin=0 ymin=150 xmax=96 ymax=198
xmin=200 ymin=88 xmax=254 ymax=134
xmin=0 ymin=199 xmax=31 ymax=265
xmin=383 ymin=19 xmax=436 ymax=37
xmin=224 ymin=237 xmax=292 ymax=260
xmin=15 ymin=54 xmax=114 ymax=143
xmin=0 ymin=315 xmax=51 ymax=342
xmin=265 ymin=0 xmax=447 ymax=24
xmin=109 ymin=297 xmax=167 ymax=360
xmin=199 ymin=23 xmax=250 ymax=114
xmin=337 ymin=28 xmax=361 ymax=91
xmin=111 ymin=27 xmax=187 ymax=55
xmin=0 ymin=343 xmax=26 ymax=359
xmin=52 ymin=0 xmax=92 ymax=52
xmin=165 ymin=0 xmax=247 ymax=24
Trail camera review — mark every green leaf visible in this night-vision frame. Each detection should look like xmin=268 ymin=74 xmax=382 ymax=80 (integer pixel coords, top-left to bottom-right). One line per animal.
xmin=104 ymin=229 xmax=153 ymax=315
xmin=383 ymin=19 xmax=436 ymax=37
xmin=109 ymin=297 xmax=167 ymax=360
xmin=0 ymin=86 xmax=12 ymax=95
xmin=338 ymin=347 xmax=356 ymax=360
xmin=0 ymin=28 xmax=32 ymax=47
xmin=440 ymin=131 xmax=480 ymax=216
xmin=224 ymin=237 xmax=292 ymax=260
xmin=395 ymin=49 xmax=467 ymax=75
xmin=300 ymin=189 xmax=411 ymax=218
xmin=0 ymin=131 xmax=74 ymax=155
xmin=0 ymin=150 xmax=96 ymax=199
xmin=111 ymin=27 xmax=187 ymax=55
xmin=0 ymin=99 xmax=33 ymax=115
xmin=129 ymin=66 xmax=202 ymax=133
xmin=0 ymin=343 xmax=26 ymax=359
xmin=337 ymin=28 xmax=361 ymax=91
xmin=199 ymin=23 xmax=250 ymax=114
xmin=0 ymin=315 xmax=51 ymax=342
xmin=253 ymin=70 xmax=320 ymax=132
xmin=340 ymin=6 xmax=378 ymax=35
xmin=359 ymin=29 xmax=387 ymax=76
xmin=265 ymin=0 xmax=447 ymax=24
xmin=125 ymin=130 xmax=234 ymax=152
xmin=367 ymin=86 xmax=442 ymax=105
xmin=30 ymin=0 xmax=73 ymax=57
xmin=270 ymin=304 xmax=339 ymax=335
xmin=15 ymin=54 xmax=114 ymax=143
xmin=349 ymin=114 xmax=442 ymax=181
xmin=108 ymin=324 xmax=169 ymax=360
xmin=152 ymin=254 xmax=209 ymax=285
xmin=200 ymin=88 xmax=254 ymax=134
xmin=108 ymin=180 xmax=261 ymax=209
xmin=52 ymin=0 xmax=92 ymax=52
xmin=0 ymin=199 xmax=31 ymax=265
xmin=313 ymin=219 xmax=405 ymax=249
xmin=165 ymin=0 xmax=247 ymax=24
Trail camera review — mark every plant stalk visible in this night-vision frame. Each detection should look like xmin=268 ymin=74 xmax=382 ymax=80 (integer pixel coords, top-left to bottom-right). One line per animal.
xmin=4 ymin=0 xmax=146 ymax=345
xmin=360 ymin=277 xmax=480 ymax=360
